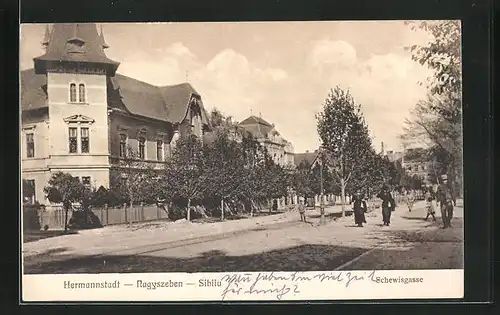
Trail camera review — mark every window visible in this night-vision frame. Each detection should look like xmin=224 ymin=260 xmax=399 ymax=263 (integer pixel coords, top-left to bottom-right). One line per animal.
xmin=70 ymin=83 xmax=77 ymax=102
xmin=81 ymin=127 xmax=89 ymax=153
xmin=119 ymin=134 xmax=127 ymax=158
xmin=78 ymin=84 xmax=86 ymax=103
xmin=24 ymin=179 xmax=35 ymax=204
xmin=138 ymin=137 xmax=146 ymax=160
xmin=69 ymin=127 xmax=78 ymax=153
xmin=82 ymin=176 xmax=91 ymax=188
xmin=26 ymin=133 xmax=34 ymax=158
xmin=156 ymin=140 xmax=163 ymax=161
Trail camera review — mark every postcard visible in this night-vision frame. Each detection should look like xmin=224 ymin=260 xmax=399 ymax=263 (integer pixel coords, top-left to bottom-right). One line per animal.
xmin=20 ymin=21 xmax=464 ymax=302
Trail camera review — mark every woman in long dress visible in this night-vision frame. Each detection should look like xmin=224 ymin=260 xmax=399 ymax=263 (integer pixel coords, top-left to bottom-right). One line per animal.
xmin=351 ymin=191 xmax=367 ymax=227
xmin=377 ymin=185 xmax=396 ymax=226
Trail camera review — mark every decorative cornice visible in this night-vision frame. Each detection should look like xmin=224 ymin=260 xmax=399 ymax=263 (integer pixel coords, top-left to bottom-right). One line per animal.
xmin=63 ymin=114 xmax=95 ymax=124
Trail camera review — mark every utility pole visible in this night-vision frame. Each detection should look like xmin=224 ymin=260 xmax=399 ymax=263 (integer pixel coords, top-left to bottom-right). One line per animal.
xmin=319 ymin=148 xmax=325 ymax=225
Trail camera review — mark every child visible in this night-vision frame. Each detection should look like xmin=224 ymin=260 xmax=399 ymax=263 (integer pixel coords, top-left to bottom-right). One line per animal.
xmin=298 ymin=199 xmax=306 ymax=222
xmin=424 ymin=189 xmax=436 ymax=221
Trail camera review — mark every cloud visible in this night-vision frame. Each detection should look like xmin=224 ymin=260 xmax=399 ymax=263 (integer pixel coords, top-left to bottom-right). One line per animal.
xmin=308 ymin=40 xmax=358 ymax=71
xmin=165 ymin=42 xmax=197 ymax=59
xmin=19 ymin=23 xmax=433 ymax=153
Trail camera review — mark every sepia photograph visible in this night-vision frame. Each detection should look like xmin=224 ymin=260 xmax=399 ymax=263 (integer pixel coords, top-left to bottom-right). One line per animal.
xmin=20 ymin=21 xmax=463 ymax=300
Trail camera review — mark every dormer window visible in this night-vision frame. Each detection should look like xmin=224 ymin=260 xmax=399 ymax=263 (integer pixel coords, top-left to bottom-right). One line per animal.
xmin=66 ymin=38 xmax=85 ymax=54
xmin=69 ymin=83 xmax=86 ymax=103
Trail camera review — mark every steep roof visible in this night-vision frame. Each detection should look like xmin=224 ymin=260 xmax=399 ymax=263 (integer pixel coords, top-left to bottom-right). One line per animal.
xmin=20 ymin=68 xmax=48 ymax=110
xmin=159 ymin=83 xmax=210 ymax=124
xmin=294 ymin=151 xmax=319 ymax=168
xmin=34 ymin=24 xmax=119 ymax=75
xmin=21 ymin=69 xmax=210 ymax=125
xmin=238 ymin=115 xmax=275 ymax=139
xmin=240 ymin=115 xmax=273 ymax=127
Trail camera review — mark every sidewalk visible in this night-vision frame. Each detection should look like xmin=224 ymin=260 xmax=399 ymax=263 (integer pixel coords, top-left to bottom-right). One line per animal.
xmin=23 ymin=205 xmax=343 ymax=259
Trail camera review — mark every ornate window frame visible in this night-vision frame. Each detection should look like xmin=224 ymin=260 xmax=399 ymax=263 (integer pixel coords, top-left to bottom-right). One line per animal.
xmin=68 ymin=81 xmax=88 ymax=104
xmin=64 ymin=115 xmax=95 ymax=154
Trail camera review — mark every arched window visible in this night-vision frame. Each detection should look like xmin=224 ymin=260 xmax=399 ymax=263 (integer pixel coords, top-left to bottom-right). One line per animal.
xmin=69 ymin=83 xmax=77 ymax=102
xmin=78 ymin=84 xmax=86 ymax=103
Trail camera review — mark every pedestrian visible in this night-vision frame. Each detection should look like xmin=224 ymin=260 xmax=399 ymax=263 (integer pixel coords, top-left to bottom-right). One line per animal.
xmin=377 ymin=184 xmax=396 ymax=226
xmin=272 ymin=199 xmax=278 ymax=212
xmin=298 ymin=198 xmax=306 ymax=222
xmin=351 ymin=191 xmax=367 ymax=227
xmin=406 ymin=189 xmax=415 ymax=212
xmin=424 ymin=186 xmax=436 ymax=221
xmin=436 ymin=174 xmax=456 ymax=228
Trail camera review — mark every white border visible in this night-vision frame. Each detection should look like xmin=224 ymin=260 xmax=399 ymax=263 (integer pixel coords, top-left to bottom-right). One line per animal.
xmin=22 ymin=270 xmax=464 ymax=301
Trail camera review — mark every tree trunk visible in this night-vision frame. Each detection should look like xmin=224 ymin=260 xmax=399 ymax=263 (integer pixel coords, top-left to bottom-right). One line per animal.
xmin=340 ymin=177 xmax=346 ymax=217
xmin=84 ymin=205 xmax=88 ymax=226
xmin=129 ymin=201 xmax=133 ymax=225
xmin=221 ymin=198 xmax=224 ymax=221
xmin=187 ymin=198 xmax=191 ymax=221
xmin=64 ymin=204 xmax=69 ymax=232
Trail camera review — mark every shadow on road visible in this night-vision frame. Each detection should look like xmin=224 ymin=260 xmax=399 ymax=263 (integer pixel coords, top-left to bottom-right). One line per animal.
xmin=308 ymin=210 xmax=353 ymax=220
xmin=23 ymin=230 xmax=79 ymax=243
xmin=23 ymin=237 xmax=463 ymax=275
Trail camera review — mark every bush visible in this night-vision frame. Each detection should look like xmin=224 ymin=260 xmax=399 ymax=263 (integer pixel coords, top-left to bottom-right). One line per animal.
xmin=67 ymin=209 xmax=103 ymax=230
xmin=23 ymin=203 xmax=42 ymax=231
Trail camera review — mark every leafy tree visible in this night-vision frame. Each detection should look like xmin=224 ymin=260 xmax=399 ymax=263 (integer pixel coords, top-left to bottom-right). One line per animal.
xmin=43 ymin=172 xmax=88 ymax=231
xmin=209 ymin=107 xmax=237 ymax=131
xmin=162 ymin=134 xmax=208 ymax=221
xmin=403 ymin=20 xmax=463 ymax=196
xmin=316 ymin=86 xmax=375 ymax=216
xmin=203 ymin=131 xmax=248 ymax=220
xmin=113 ymin=146 xmax=158 ymax=224
xmin=292 ymin=161 xmax=315 ymax=200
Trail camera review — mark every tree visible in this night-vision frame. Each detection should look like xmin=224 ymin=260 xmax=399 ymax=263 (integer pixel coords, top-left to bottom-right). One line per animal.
xmin=405 ymin=20 xmax=461 ymax=97
xmin=162 ymin=134 xmax=208 ymax=221
xmin=43 ymin=172 xmax=88 ymax=232
xmin=203 ymin=131 xmax=248 ymax=220
xmin=316 ymin=86 xmax=375 ymax=216
xmin=113 ymin=146 xmax=158 ymax=224
xmin=403 ymin=20 xmax=463 ymax=195
xmin=292 ymin=161 xmax=315 ymax=201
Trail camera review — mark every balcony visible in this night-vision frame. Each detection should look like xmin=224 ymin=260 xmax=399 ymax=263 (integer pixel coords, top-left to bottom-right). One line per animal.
xmin=109 ymin=156 xmax=166 ymax=170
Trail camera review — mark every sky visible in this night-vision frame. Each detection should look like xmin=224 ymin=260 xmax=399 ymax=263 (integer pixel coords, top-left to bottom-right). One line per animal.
xmin=20 ymin=21 xmax=436 ymax=153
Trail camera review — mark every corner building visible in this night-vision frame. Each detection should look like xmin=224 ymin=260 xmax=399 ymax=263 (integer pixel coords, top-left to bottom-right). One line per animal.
xmin=21 ymin=24 xmax=210 ymax=205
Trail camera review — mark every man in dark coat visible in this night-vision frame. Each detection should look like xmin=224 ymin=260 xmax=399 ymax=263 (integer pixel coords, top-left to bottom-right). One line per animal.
xmin=436 ymin=174 xmax=456 ymax=228
xmin=351 ymin=191 xmax=367 ymax=227
xmin=377 ymin=185 xmax=396 ymax=226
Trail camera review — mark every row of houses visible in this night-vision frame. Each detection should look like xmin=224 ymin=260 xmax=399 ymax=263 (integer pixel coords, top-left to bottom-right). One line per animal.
xmin=21 ymin=23 xmax=310 ymax=205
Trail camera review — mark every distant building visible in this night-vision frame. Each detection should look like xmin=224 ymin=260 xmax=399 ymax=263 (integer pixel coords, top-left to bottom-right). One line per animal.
xmin=293 ymin=150 xmax=319 ymax=168
xmin=21 ymin=23 xmax=210 ymax=205
xmin=385 ymin=150 xmax=404 ymax=163
xmin=237 ymin=115 xmax=295 ymax=166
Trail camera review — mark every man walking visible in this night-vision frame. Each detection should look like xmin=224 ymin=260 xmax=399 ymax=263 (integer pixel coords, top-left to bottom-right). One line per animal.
xmin=436 ymin=174 xmax=456 ymax=228
xmin=377 ymin=184 xmax=396 ymax=226
xmin=351 ymin=191 xmax=367 ymax=227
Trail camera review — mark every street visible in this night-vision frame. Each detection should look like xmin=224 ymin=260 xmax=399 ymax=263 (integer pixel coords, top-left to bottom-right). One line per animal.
xmin=23 ymin=201 xmax=463 ymax=274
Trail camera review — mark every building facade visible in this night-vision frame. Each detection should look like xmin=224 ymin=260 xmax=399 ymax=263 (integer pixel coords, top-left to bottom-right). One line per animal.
xmin=21 ymin=23 xmax=210 ymax=205
xmin=238 ymin=115 xmax=295 ymax=167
